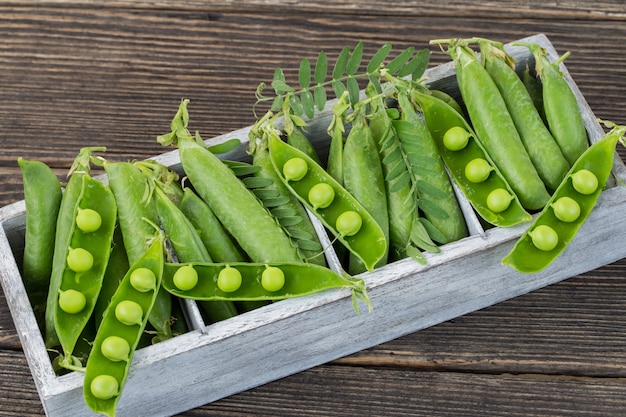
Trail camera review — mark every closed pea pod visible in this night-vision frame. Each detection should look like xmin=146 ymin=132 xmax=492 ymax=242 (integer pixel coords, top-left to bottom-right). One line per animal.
xmin=162 ymin=261 xmax=366 ymax=304
xmin=479 ymin=40 xmax=570 ymax=191
xmin=18 ymin=157 xmax=63 ymax=329
xmin=502 ymin=123 xmax=625 ymax=273
xmin=432 ymin=39 xmax=550 ymax=210
xmin=267 ymin=132 xmax=387 ymax=271
xmin=514 ymin=41 xmax=589 ymax=166
xmin=412 ymin=89 xmax=531 ymax=227
xmin=158 ymin=100 xmax=302 ymax=265
xmin=342 ymin=107 xmax=389 ymax=273
xmin=102 ymin=159 xmax=174 ymax=342
xmin=83 ymin=230 xmax=165 ymax=417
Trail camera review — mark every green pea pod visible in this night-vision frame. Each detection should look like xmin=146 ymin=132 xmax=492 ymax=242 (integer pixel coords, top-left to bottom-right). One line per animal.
xmin=480 ymin=41 xmax=570 ymax=191
xmin=157 ymin=100 xmax=302 ymax=264
xmin=46 ymin=161 xmax=117 ymax=369
xmin=45 ymin=168 xmax=86 ymax=348
xmin=502 ymin=123 xmax=625 ymax=273
xmin=153 ymin=185 xmax=238 ymax=323
xmin=396 ymin=91 xmax=468 ymax=244
xmin=103 ymin=160 xmax=173 ymax=341
xmin=366 ymin=85 xmax=436 ymax=264
xmin=442 ymin=40 xmax=550 ymax=210
xmin=267 ymin=133 xmax=387 ymax=271
xmin=248 ymin=137 xmax=326 ymax=266
xmin=286 ymin=125 xmax=322 ymax=165
xmin=83 ymin=231 xmax=165 ymax=417
xmin=326 ymin=91 xmax=351 ymax=185
xmin=343 ymin=109 xmax=389 ymax=273
xmin=514 ymin=42 xmax=589 ymax=166
xmin=162 ymin=261 xmax=365 ymax=302
xmin=412 ymin=89 xmax=532 ymax=227
xmin=18 ymin=157 xmax=63 ymax=329
xmin=521 ymin=64 xmax=546 ymax=124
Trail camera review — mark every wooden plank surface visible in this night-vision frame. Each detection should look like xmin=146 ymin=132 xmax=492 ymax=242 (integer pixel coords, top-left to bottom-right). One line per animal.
xmin=1 ymin=2 xmax=626 ymax=416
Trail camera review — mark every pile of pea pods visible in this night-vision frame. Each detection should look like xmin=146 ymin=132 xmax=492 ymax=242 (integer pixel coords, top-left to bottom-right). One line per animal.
xmin=17 ymin=37 xmax=626 ymax=416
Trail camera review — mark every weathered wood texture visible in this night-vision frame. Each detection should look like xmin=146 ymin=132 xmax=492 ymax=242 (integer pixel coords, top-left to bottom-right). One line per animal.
xmin=1 ymin=2 xmax=626 ymax=416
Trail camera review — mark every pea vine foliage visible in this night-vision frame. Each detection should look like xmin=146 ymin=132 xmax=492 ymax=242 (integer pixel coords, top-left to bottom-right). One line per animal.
xmin=253 ymin=41 xmax=431 ymax=133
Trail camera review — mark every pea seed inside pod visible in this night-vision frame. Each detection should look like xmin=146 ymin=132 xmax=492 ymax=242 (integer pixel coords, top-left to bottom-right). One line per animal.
xmin=66 ymin=247 xmax=94 ymax=273
xmin=551 ymin=196 xmax=581 ymax=223
xmin=58 ymin=289 xmax=87 ymax=314
xmin=465 ymin=158 xmax=493 ymax=183
xmin=486 ymin=188 xmax=513 ymax=213
xmin=101 ymin=335 xmax=131 ymax=362
xmin=261 ymin=266 xmax=285 ymax=292
xmin=75 ymin=208 xmax=102 ymax=233
xmin=308 ymin=182 xmax=335 ymax=210
xmin=217 ymin=266 xmax=242 ymax=293
xmin=90 ymin=374 xmax=119 ymax=400
xmin=571 ymin=169 xmax=599 ymax=195
xmin=173 ymin=265 xmax=199 ymax=291
xmin=114 ymin=300 xmax=144 ymax=326
xmin=529 ymin=224 xmax=559 ymax=251
xmin=130 ymin=267 xmax=157 ymax=292
xmin=336 ymin=210 xmax=363 ymax=237
xmin=443 ymin=126 xmax=471 ymax=151
xmin=282 ymin=157 xmax=308 ymax=181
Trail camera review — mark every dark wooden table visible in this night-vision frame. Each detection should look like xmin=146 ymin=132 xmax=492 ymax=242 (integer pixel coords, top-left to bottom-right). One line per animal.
xmin=2 ymin=1 xmax=626 ymax=416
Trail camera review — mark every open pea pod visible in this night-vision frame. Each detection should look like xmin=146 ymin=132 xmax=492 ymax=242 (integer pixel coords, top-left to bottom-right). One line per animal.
xmin=54 ymin=173 xmax=117 ymax=367
xmin=83 ymin=231 xmax=164 ymax=417
xmin=267 ymin=133 xmax=387 ymax=271
xmin=162 ymin=261 xmax=366 ymax=302
xmin=502 ymin=124 xmax=625 ymax=273
xmin=412 ymin=90 xmax=532 ymax=227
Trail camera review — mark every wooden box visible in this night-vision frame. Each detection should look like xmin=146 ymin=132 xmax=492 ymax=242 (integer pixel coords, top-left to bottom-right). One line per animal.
xmin=2 ymin=34 xmax=626 ymax=417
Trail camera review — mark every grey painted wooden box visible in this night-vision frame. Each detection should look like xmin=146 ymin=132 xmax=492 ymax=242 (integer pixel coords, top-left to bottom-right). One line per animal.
xmin=2 ymin=34 xmax=626 ymax=417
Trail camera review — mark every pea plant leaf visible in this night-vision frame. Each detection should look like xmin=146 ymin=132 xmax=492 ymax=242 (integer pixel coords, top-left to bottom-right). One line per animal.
xmin=314 ymin=51 xmax=327 ymax=84
xmin=254 ymin=42 xmax=431 ymax=120
xmin=367 ymin=43 xmax=392 ymax=73
xmin=346 ymin=41 xmax=364 ymax=75
xmin=299 ymin=58 xmax=311 ymax=89
xmin=332 ymin=46 xmax=351 ymax=79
